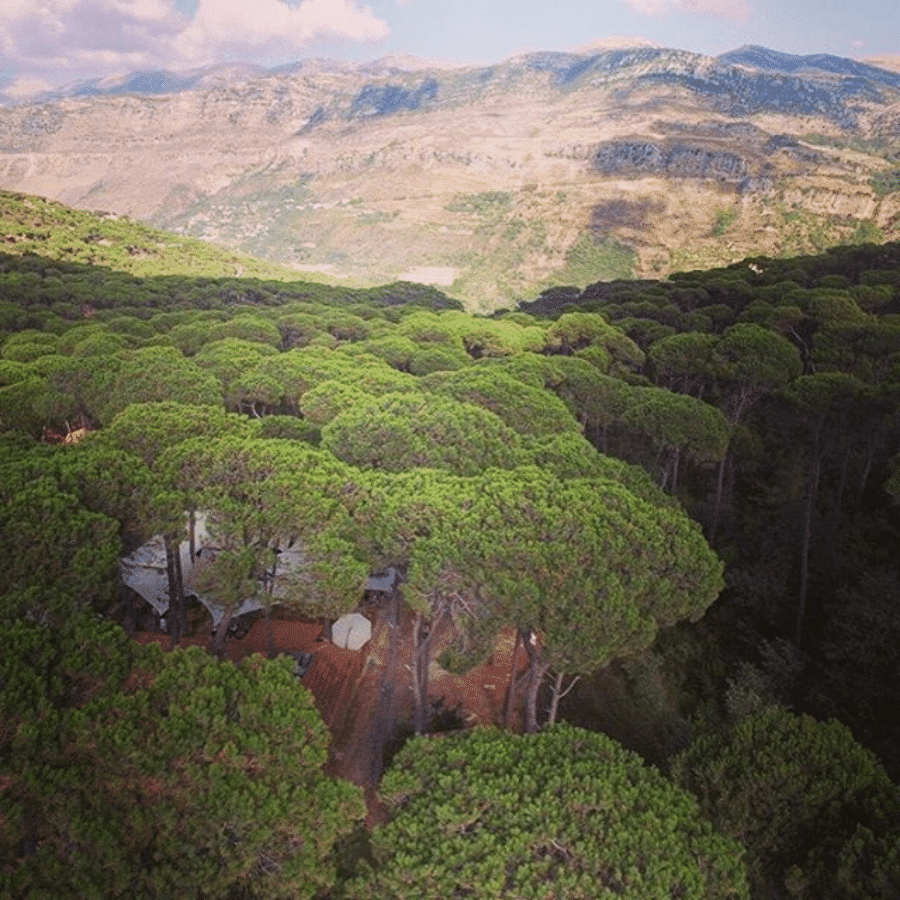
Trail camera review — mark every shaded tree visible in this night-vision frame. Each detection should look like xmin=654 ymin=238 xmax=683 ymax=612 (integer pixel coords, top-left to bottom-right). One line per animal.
xmin=619 ymin=386 xmax=731 ymax=492
xmin=674 ymin=707 xmax=900 ymax=900
xmin=781 ymin=372 xmax=867 ymax=641
xmin=708 ymin=323 xmax=803 ymax=538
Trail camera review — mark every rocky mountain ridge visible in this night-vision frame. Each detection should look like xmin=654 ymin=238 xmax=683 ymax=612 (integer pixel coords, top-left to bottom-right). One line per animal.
xmin=1 ymin=45 xmax=899 ymax=310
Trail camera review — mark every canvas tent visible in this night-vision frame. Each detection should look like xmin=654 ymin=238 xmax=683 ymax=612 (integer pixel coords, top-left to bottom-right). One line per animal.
xmin=331 ymin=612 xmax=372 ymax=651
xmin=121 ymin=512 xmax=379 ymax=634
xmin=120 ymin=512 xmax=266 ymax=628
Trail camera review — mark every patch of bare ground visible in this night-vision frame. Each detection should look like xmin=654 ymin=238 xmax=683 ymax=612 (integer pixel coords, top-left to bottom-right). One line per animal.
xmin=131 ymin=607 xmax=528 ymax=817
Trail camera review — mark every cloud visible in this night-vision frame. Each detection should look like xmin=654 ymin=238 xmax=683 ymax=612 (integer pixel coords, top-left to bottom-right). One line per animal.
xmin=575 ymin=36 xmax=663 ymax=52
xmin=0 ymin=74 xmax=59 ymax=100
xmin=0 ymin=0 xmax=390 ymax=92
xmin=175 ymin=0 xmax=390 ymax=64
xmin=624 ymin=0 xmax=752 ymax=24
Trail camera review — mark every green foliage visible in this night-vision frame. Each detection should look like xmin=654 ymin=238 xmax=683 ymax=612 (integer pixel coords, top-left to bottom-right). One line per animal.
xmin=545 ymin=312 xmax=645 ymax=375
xmin=396 ymin=309 xmax=467 ymax=346
xmin=1 ymin=615 xmax=365 ymax=899
xmin=159 ymin=434 xmax=369 ymax=618
xmin=422 ymin=366 xmax=581 ymax=439
xmin=1 ymin=329 xmax=60 ymax=362
xmin=433 ymin=310 xmax=544 ymax=357
xmin=194 ymin=337 xmax=280 ymax=409
xmin=553 ymin=232 xmax=635 ymax=287
xmin=3 ymin=191 xmax=900 ymax=900
xmin=710 ymin=323 xmax=803 ymax=421
xmin=0 ymin=477 xmax=121 ymax=620
xmin=207 ymin=312 xmax=283 ymax=348
xmin=37 ymin=345 xmax=226 ymax=426
xmin=321 ymin=391 xmax=529 ymax=474
xmin=674 ymin=707 xmax=900 ymax=900
xmin=870 ymin=169 xmax=900 ymax=198
xmin=444 ymin=191 xmax=512 ymax=215
xmin=0 ymin=189 xmax=305 ymax=281
xmin=712 ymin=207 xmax=738 ymax=237
xmin=620 ymin=386 xmax=732 ymax=467
xmin=257 ymin=413 xmax=321 ymax=444
xmin=649 ymin=331 xmax=718 ymax=394
xmin=813 ymin=569 xmax=900 ymax=774
xmin=346 ymin=332 xmax=418 ymax=369
xmin=101 ymin=400 xmax=252 ymax=467
xmin=300 ymin=379 xmax=376 ymax=426
xmin=545 ymin=311 xmax=617 ymax=352
xmin=241 ymin=345 xmax=417 ymax=416
xmin=345 ymin=724 xmax=748 ymax=899
xmin=852 ymin=220 xmax=885 ymax=245
xmin=366 ymin=465 xmax=723 ymax=678
xmin=407 ymin=342 xmax=471 ymax=375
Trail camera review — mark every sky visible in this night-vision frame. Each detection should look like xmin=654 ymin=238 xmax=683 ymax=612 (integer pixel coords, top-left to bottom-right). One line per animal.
xmin=1 ymin=0 xmax=898 ymax=98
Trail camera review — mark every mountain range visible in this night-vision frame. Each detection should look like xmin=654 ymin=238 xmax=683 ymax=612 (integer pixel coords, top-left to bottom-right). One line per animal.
xmin=1 ymin=44 xmax=899 ymax=310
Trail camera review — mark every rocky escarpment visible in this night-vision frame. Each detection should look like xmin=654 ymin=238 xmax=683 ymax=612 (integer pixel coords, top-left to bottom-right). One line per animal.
xmin=594 ymin=141 xmax=749 ymax=183
xmin=349 ymin=78 xmax=439 ymax=118
xmin=641 ymin=65 xmax=881 ymax=128
xmin=592 ymin=125 xmax=826 ymax=192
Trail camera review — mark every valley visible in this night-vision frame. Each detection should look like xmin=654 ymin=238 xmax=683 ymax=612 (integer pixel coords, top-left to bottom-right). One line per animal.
xmin=1 ymin=45 xmax=900 ymax=309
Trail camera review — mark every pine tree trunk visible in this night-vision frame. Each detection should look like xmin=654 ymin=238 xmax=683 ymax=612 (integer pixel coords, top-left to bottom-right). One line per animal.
xmin=504 ymin=629 xmax=526 ymax=730
xmin=547 ymin=671 xmax=565 ymax=726
xmin=546 ymin=672 xmax=580 ymax=726
xmin=173 ymin=547 xmax=185 ymax=638
xmin=413 ymin=603 xmax=449 ymax=735
xmin=412 ymin=613 xmax=426 ymax=735
xmin=521 ymin=630 xmax=547 ymax=734
xmin=188 ymin=509 xmax=197 ymax=564
xmin=831 ymin=438 xmax=850 ymax=527
xmin=797 ymin=439 xmax=822 ymax=645
xmin=211 ymin=611 xmax=232 ymax=658
xmin=264 ymin=604 xmax=275 ymax=659
xmin=164 ymin=534 xmax=185 ymax=649
xmin=524 ymin=658 xmax=549 ymax=734
xmin=371 ymin=580 xmax=401 ymax=784
xmin=856 ymin=428 xmax=878 ymax=510
xmin=265 ymin=544 xmax=279 ymax=658
xmin=709 ymin=455 xmax=726 ymax=541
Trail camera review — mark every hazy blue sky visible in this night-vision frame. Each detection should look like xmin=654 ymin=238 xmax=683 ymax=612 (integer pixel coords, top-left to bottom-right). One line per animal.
xmin=2 ymin=0 xmax=898 ymax=97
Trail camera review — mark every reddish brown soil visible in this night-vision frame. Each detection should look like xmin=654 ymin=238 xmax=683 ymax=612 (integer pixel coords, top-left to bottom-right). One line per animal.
xmin=133 ymin=608 xmax=528 ymax=804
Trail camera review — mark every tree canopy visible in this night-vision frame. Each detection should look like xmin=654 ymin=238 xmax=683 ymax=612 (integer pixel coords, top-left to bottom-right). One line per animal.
xmin=673 ymin=707 xmax=900 ymax=900
xmin=1 ymin=614 xmax=365 ymax=900
xmin=346 ymin=724 xmax=748 ymax=899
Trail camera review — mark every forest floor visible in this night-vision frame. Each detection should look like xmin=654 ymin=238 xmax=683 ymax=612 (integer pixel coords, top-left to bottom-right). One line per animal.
xmin=132 ymin=603 xmax=526 ymax=819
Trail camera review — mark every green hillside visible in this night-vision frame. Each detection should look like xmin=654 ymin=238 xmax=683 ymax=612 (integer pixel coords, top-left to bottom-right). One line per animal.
xmin=0 ymin=190 xmax=322 ymax=281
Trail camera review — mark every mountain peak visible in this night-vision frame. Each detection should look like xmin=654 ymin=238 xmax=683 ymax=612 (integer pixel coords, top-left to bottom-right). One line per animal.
xmin=718 ymin=45 xmax=900 ymax=87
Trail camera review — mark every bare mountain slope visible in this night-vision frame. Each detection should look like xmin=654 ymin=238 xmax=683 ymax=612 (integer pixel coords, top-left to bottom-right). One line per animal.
xmin=1 ymin=46 xmax=899 ymax=310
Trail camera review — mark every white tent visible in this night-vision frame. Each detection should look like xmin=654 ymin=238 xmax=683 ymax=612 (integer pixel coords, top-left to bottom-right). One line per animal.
xmin=119 ymin=512 xmax=265 ymax=628
xmin=331 ymin=612 xmax=372 ymax=651
xmin=121 ymin=512 xmax=376 ymax=634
